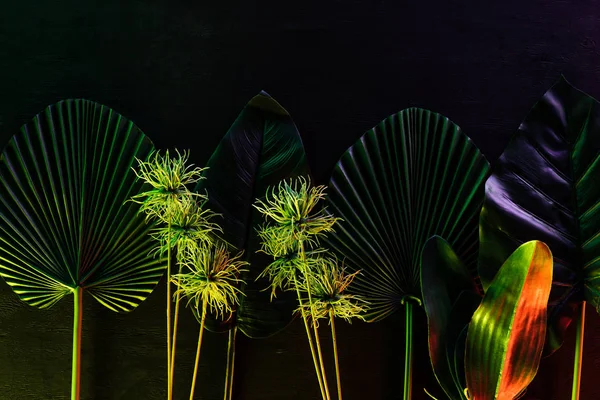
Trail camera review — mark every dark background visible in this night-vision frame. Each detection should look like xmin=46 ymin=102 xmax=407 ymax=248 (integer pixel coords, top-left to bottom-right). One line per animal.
xmin=1 ymin=0 xmax=600 ymax=399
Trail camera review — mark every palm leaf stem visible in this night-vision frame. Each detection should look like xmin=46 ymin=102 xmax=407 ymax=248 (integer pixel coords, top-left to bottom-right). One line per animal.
xmin=403 ymin=301 xmax=414 ymax=400
xmin=223 ymin=326 xmax=237 ymax=400
xmin=571 ymin=301 xmax=586 ymax=400
xmin=190 ymin=297 xmax=208 ymax=400
xmin=71 ymin=287 xmax=83 ymax=400
xmin=329 ymin=308 xmax=342 ymax=400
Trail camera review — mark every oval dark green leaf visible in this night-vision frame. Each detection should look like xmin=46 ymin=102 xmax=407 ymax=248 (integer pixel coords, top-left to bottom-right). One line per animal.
xmin=196 ymin=91 xmax=310 ymax=338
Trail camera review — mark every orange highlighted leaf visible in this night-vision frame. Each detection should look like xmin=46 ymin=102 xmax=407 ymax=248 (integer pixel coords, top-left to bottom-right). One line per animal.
xmin=466 ymin=241 xmax=553 ymax=400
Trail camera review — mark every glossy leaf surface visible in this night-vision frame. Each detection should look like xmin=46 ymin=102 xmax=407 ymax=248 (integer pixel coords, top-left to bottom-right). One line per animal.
xmin=479 ymin=77 xmax=600 ymax=353
xmin=0 ymin=99 xmax=164 ymax=311
xmin=327 ymin=107 xmax=490 ymax=321
xmin=421 ymin=236 xmax=480 ymax=400
xmin=196 ymin=91 xmax=309 ymax=338
xmin=466 ymin=241 xmax=553 ymax=400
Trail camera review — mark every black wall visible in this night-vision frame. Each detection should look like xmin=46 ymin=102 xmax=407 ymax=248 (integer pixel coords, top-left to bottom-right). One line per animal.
xmin=1 ymin=0 xmax=600 ymax=399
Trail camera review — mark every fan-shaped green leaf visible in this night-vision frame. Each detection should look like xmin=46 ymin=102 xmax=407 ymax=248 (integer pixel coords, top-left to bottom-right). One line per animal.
xmin=327 ymin=108 xmax=490 ymax=321
xmin=478 ymin=77 xmax=600 ymax=353
xmin=0 ymin=99 xmax=165 ymax=311
xmin=466 ymin=241 xmax=553 ymax=400
xmin=195 ymin=91 xmax=309 ymax=338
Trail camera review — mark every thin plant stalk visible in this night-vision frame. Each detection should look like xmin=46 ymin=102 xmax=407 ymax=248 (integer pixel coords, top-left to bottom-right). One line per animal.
xmin=404 ymin=302 xmax=413 ymax=400
xmin=190 ymin=298 xmax=208 ymax=400
xmin=571 ymin=301 xmax=586 ymax=400
xmin=329 ymin=308 xmax=342 ymax=400
xmin=71 ymin=287 xmax=83 ymax=400
xmin=170 ymin=254 xmax=183 ymax=390
xmin=299 ymin=240 xmax=330 ymax=400
xmin=224 ymin=326 xmax=237 ymax=400
xmin=312 ymin=324 xmax=329 ymax=400
xmin=293 ymin=272 xmax=328 ymax=400
xmin=167 ymin=222 xmax=173 ymax=400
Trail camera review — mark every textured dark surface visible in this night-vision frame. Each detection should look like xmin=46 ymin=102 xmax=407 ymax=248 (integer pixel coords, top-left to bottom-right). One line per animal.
xmin=2 ymin=0 xmax=600 ymax=398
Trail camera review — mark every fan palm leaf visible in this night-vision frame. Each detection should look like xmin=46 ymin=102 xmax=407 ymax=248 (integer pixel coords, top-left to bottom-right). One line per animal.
xmin=0 ymin=99 xmax=165 ymax=400
xmin=326 ymin=107 xmax=489 ymax=399
xmin=326 ymin=107 xmax=489 ymax=321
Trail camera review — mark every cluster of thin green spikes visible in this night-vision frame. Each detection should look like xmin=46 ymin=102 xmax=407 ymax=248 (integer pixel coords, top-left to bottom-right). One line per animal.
xmin=131 ymin=149 xmax=245 ymax=317
xmin=173 ymin=243 xmax=248 ymax=320
xmin=295 ymin=257 xmax=368 ymax=326
xmin=254 ymin=176 xmax=367 ymax=325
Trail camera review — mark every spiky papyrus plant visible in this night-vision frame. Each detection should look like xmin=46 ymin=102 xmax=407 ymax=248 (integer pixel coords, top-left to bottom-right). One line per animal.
xmin=152 ymin=192 xmax=221 ymax=257
xmin=257 ymin=233 xmax=327 ymax=300
xmin=172 ymin=242 xmax=247 ymax=400
xmin=255 ymin=176 xmax=337 ymax=251
xmin=296 ymin=257 xmax=367 ymax=323
xmin=296 ymin=257 xmax=367 ymax=400
xmin=255 ymin=176 xmax=338 ymax=400
xmin=130 ymin=149 xmax=212 ymax=400
xmin=132 ymin=149 xmax=206 ymax=221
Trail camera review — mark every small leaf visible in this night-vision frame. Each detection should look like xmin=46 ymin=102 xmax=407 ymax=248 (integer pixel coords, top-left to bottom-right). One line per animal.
xmin=466 ymin=241 xmax=553 ymax=400
xmin=421 ymin=236 xmax=480 ymax=400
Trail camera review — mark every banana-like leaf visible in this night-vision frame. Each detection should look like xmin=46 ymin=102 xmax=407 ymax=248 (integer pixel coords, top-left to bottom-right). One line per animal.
xmin=466 ymin=241 xmax=553 ymax=400
xmin=327 ymin=108 xmax=490 ymax=321
xmin=0 ymin=99 xmax=164 ymax=311
xmin=195 ymin=91 xmax=309 ymax=338
xmin=421 ymin=236 xmax=480 ymax=400
xmin=478 ymin=77 xmax=600 ymax=353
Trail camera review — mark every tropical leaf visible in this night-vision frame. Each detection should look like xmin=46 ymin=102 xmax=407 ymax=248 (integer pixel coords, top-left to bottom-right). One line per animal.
xmin=466 ymin=241 xmax=553 ymax=400
xmin=0 ymin=99 xmax=164 ymax=310
xmin=327 ymin=107 xmax=490 ymax=321
xmin=0 ymin=99 xmax=165 ymax=399
xmin=195 ymin=91 xmax=309 ymax=338
xmin=421 ymin=236 xmax=480 ymax=400
xmin=478 ymin=77 xmax=600 ymax=353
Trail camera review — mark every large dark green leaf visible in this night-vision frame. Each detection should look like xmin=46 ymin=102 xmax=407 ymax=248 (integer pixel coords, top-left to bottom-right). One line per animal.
xmin=478 ymin=77 xmax=600 ymax=353
xmin=421 ymin=236 xmax=480 ymax=400
xmin=196 ymin=91 xmax=309 ymax=338
xmin=327 ymin=108 xmax=490 ymax=321
xmin=0 ymin=99 xmax=164 ymax=311
xmin=466 ymin=241 xmax=553 ymax=400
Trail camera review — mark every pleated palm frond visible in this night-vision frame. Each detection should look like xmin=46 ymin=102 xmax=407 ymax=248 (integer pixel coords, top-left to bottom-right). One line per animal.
xmin=0 ymin=99 xmax=165 ymax=312
xmin=326 ymin=108 xmax=490 ymax=322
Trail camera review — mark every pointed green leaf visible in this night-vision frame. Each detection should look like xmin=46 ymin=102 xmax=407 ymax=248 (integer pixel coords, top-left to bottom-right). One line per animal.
xmin=196 ymin=91 xmax=309 ymax=338
xmin=0 ymin=99 xmax=165 ymax=311
xmin=327 ymin=108 xmax=490 ymax=321
xmin=421 ymin=236 xmax=480 ymax=400
xmin=466 ymin=241 xmax=553 ymax=400
xmin=478 ymin=77 xmax=600 ymax=353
